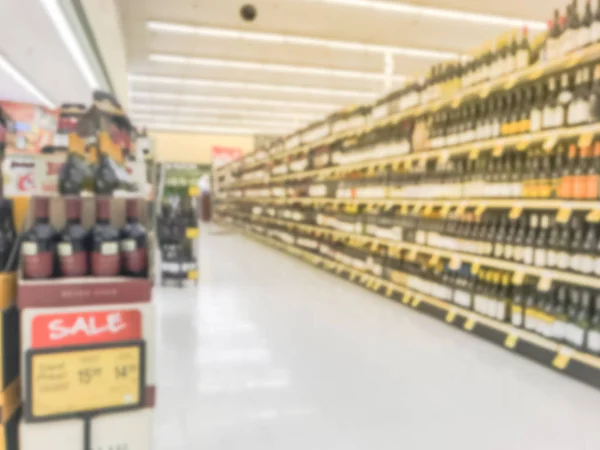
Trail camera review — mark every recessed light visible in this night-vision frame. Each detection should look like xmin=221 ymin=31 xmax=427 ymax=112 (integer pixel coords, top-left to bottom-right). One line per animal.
xmin=320 ymin=0 xmax=546 ymax=30
xmin=149 ymin=53 xmax=405 ymax=82
xmin=128 ymin=74 xmax=376 ymax=99
xmin=130 ymin=90 xmax=339 ymax=110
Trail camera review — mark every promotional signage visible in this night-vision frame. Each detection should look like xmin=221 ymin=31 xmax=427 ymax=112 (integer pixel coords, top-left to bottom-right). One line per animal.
xmin=3 ymin=154 xmax=65 ymax=197
xmin=26 ymin=341 xmax=144 ymax=421
xmin=211 ymin=145 xmax=243 ymax=168
xmin=0 ymin=101 xmax=57 ymax=155
xmin=31 ymin=310 xmax=142 ymax=348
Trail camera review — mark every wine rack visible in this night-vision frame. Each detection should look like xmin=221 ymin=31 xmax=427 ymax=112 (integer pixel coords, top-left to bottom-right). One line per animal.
xmin=214 ymin=5 xmax=600 ymax=389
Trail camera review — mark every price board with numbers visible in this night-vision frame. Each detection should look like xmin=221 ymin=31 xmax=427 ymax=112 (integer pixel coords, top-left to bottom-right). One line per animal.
xmin=26 ymin=341 xmax=145 ymax=421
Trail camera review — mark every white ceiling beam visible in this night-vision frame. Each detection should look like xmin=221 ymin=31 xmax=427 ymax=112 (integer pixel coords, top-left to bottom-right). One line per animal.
xmin=150 ymin=53 xmax=405 ymax=82
xmin=0 ymin=54 xmax=55 ymax=108
xmin=318 ymin=0 xmax=546 ymax=30
xmin=132 ymin=113 xmax=302 ymax=129
xmin=141 ymin=122 xmax=287 ymax=136
xmin=129 ymin=104 xmax=321 ymax=120
xmin=147 ymin=21 xmax=461 ymax=60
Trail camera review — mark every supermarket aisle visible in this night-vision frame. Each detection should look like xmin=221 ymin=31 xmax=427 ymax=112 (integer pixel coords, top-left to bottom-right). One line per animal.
xmin=153 ymin=229 xmax=600 ymax=450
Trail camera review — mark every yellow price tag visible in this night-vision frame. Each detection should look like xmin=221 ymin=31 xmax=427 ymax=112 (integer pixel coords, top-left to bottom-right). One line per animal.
xmin=464 ymin=318 xmax=476 ymax=331
xmin=188 ymin=270 xmax=198 ymax=280
xmin=537 ymin=275 xmax=552 ymax=292
xmin=411 ymin=297 xmax=421 ymax=308
xmin=474 ymin=204 xmax=486 ymax=217
xmin=30 ymin=344 xmax=142 ymax=419
xmin=471 ymin=263 xmax=481 ymax=275
xmin=552 ymin=352 xmax=571 ymax=370
xmin=455 ymin=202 xmax=468 ymax=216
xmin=449 ymin=256 xmax=462 ymax=270
xmin=429 ymin=254 xmax=440 ymax=266
xmin=586 ymin=210 xmax=600 ymax=223
xmin=516 ymin=140 xmax=530 ymax=151
xmin=370 ymin=241 xmax=379 ymax=252
xmin=402 ymin=295 xmax=412 ymax=305
xmin=543 ymin=135 xmax=558 ymax=151
xmin=422 ymin=204 xmax=434 ymax=216
xmin=406 ymin=249 xmax=418 ymax=261
xmin=509 ymin=206 xmax=523 ymax=219
xmin=503 ymin=74 xmax=518 ymax=90
xmin=186 ymin=227 xmax=199 ymax=239
xmin=479 ymin=84 xmax=491 ymax=99
xmin=440 ymin=204 xmax=452 ymax=217
xmin=385 ymin=286 xmax=394 ymax=297
xmin=188 ymin=186 xmax=200 ymax=196
xmin=504 ymin=334 xmax=518 ymax=349
xmin=350 ymin=273 xmax=357 ymax=281
xmin=566 ymin=53 xmax=583 ymax=68
xmin=451 ymin=95 xmax=462 ymax=108
xmin=556 ymin=207 xmax=572 ymax=224
xmin=512 ymin=272 xmax=525 ymax=285
xmin=492 ymin=144 xmax=504 ymax=157
xmin=446 ymin=310 xmax=456 ymax=323
xmin=373 ymin=281 xmax=382 ymax=291
xmin=579 ymin=132 xmax=594 ymax=148
xmin=528 ymin=66 xmax=545 ymax=81
xmin=469 ymin=148 xmax=480 ymax=160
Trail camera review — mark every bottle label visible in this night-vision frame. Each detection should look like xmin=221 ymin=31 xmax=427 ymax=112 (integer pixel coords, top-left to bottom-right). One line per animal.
xmin=557 ymin=251 xmax=570 ymax=269
xmin=504 ymin=244 xmax=514 ymax=259
xmin=523 ymin=247 xmax=534 ymax=265
xmin=594 ymin=257 xmax=600 ymax=275
xmin=552 ymin=320 xmax=565 ymax=340
xmin=59 ymin=250 xmax=88 ymax=277
xmin=587 ymin=330 xmax=600 ymax=353
xmin=494 ymin=243 xmax=504 ymax=258
xmin=570 ymin=326 xmax=585 ymax=347
xmin=101 ymin=242 xmax=119 ymax=255
xmin=91 ymin=251 xmax=121 ymax=277
xmin=120 ymin=239 xmax=137 ymax=253
xmin=58 ymin=242 xmax=73 ymax=257
xmin=22 ymin=242 xmax=38 ymax=256
xmin=580 ymin=255 xmax=594 ymax=273
xmin=514 ymin=247 xmax=524 ymax=261
xmin=534 ymin=248 xmax=546 ymax=267
xmin=122 ymin=246 xmax=148 ymax=276
xmin=593 ymin=22 xmax=600 ymax=43
xmin=23 ymin=251 xmax=53 ymax=279
xmin=511 ymin=305 xmax=523 ymax=327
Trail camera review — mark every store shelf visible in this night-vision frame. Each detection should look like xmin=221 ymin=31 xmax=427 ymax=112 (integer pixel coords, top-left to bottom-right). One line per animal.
xmin=216 ymin=41 xmax=600 ymax=178
xmin=221 ymin=221 xmax=600 ymax=389
xmin=241 ymin=214 xmax=600 ymax=291
xmin=216 ymin=196 xmax=600 ymax=213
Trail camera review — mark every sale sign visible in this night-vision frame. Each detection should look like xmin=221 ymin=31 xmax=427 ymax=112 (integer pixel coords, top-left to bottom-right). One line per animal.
xmin=31 ymin=310 xmax=142 ymax=348
xmin=211 ymin=145 xmax=243 ymax=168
xmin=0 ymin=101 xmax=57 ymax=155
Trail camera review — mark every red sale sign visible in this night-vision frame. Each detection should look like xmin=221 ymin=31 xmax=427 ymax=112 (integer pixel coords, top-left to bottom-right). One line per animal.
xmin=31 ymin=310 xmax=142 ymax=348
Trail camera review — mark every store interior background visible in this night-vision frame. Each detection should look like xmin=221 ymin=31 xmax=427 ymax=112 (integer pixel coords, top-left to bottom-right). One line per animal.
xmin=4 ymin=0 xmax=600 ymax=449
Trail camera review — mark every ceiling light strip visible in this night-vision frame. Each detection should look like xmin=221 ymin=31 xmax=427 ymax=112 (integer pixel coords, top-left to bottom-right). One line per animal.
xmin=0 ymin=54 xmax=55 ymax=108
xmin=319 ymin=0 xmax=546 ymax=30
xmin=132 ymin=113 xmax=303 ymax=128
xmin=128 ymin=74 xmax=376 ymax=99
xmin=39 ymin=0 xmax=100 ymax=89
xmin=129 ymin=103 xmax=321 ymax=120
xmin=147 ymin=21 xmax=459 ymax=60
xmin=141 ymin=122 xmax=285 ymax=136
xmin=131 ymin=91 xmax=338 ymax=110
xmin=149 ymin=53 xmax=405 ymax=82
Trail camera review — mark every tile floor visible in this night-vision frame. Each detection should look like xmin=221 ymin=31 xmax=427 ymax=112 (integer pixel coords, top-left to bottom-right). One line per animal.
xmin=154 ymin=227 xmax=600 ymax=450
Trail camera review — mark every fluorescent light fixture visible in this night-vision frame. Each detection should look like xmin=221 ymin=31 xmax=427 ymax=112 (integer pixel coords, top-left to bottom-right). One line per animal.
xmin=150 ymin=53 xmax=405 ymax=82
xmin=132 ymin=113 xmax=302 ymax=129
xmin=147 ymin=21 xmax=459 ymax=60
xmin=129 ymin=104 xmax=321 ymax=120
xmin=131 ymin=91 xmax=338 ymax=110
xmin=139 ymin=122 xmax=285 ymax=136
xmin=39 ymin=0 xmax=100 ymax=89
xmin=0 ymin=54 xmax=55 ymax=108
xmin=128 ymin=74 xmax=376 ymax=99
xmin=319 ymin=0 xmax=546 ymax=30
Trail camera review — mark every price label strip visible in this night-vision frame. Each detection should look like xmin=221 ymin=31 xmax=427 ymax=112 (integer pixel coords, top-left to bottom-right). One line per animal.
xmin=26 ymin=341 xmax=145 ymax=441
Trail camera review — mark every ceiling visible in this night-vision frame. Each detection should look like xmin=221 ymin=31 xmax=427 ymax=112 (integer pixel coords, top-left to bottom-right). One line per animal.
xmin=118 ymin=0 xmax=569 ymax=136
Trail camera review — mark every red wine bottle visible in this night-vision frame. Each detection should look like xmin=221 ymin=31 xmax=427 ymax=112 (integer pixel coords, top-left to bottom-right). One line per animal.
xmin=90 ymin=197 xmax=120 ymax=277
xmin=22 ymin=197 xmax=55 ymax=279
xmin=57 ymin=197 xmax=89 ymax=277
xmin=120 ymin=199 xmax=148 ymax=277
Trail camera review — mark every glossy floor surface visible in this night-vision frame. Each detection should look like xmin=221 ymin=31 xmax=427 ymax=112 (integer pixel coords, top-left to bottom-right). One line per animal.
xmin=154 ymin=227 xmax=600 ymax=450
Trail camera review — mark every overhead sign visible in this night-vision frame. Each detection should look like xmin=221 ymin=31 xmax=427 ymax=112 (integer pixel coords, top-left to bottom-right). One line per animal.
xmin=211 ymin=145 xmax=243 ymax=168
xmin=27 ymin=342 xmax=144 ymax=421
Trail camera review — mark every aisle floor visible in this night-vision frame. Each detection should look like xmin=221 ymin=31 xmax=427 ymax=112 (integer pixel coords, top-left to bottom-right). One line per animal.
xmin=154 ymin=228 xmax=600 ymax=450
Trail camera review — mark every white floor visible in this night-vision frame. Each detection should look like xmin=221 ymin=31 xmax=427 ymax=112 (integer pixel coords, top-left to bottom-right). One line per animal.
xmin=154 ymin=228 xmax=600 ymax=450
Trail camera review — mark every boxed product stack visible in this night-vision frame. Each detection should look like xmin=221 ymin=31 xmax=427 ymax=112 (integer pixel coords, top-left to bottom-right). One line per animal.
xmin=18 ymin=195 xmax=154 ymax=450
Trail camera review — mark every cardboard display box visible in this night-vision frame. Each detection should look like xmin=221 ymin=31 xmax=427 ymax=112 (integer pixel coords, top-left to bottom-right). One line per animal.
xmin=18 ymin=196 xmax=153 ymax=309
xmin=19 ymin=408 xmax=152 ymax=450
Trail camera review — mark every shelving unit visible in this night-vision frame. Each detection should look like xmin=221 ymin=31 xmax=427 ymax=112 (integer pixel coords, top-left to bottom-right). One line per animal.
xmin=214 ymin=14 xmax=600 ymax=390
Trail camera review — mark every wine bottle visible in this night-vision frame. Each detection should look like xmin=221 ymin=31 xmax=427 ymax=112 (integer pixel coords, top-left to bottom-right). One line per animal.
xmin=517 ymin=27 xmax=531 ymax=70
xmin=586 ymin=291 xmax=600 ymax=354
xmin=0 ymin=199 xmax=15 ymax=272
xmin=589 ymin=141 xmax=600 ymax=198
xmin=559 ymin=144 xmax=578 ymax=198
xmin=511 ymin=283 xmax=526 ymax=327
xmin=90 ymin=197 xmax=121 ymax=277
xmin=582 ymin=0 xmax=594 ymax=47
xmin=551 ymin=284 xmax=569 ymax=341
xmin=569 ymin=214 xmax=585 ymax=272
xmin=120 ymin=199 xmax=148 ymax=277
xmin=523 ymin=213 xmax=538 ymax=265
xmin=22 ymin=197 xmax=55 ymax=279
xmin=580 ymin=222 xmax=598 ymax=274
xmin=534 ymin=214 xmax=550 ymax=267
xmin=57 ymin=197 xmax=88 ymax=277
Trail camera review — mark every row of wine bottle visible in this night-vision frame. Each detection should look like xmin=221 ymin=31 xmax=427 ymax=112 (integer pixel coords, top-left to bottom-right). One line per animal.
xmin=230 ymin=217 xmax=600 ymax=354
xmin=22 ymin=197 xmax=148 ymax=280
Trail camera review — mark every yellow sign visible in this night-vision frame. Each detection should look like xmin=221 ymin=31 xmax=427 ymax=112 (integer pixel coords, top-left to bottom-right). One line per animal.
xmin=188 ymin=186 xmax=200 ymax=196
xmin=504 ymin=334 xmax=518 ymax=349
xmin=186 ymin=227 xmax=200 ymax=239
xmin=30 ymin=345 xmax=142 ymax=419
xmin=188 ymin=270 xmax=199 ymax=280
